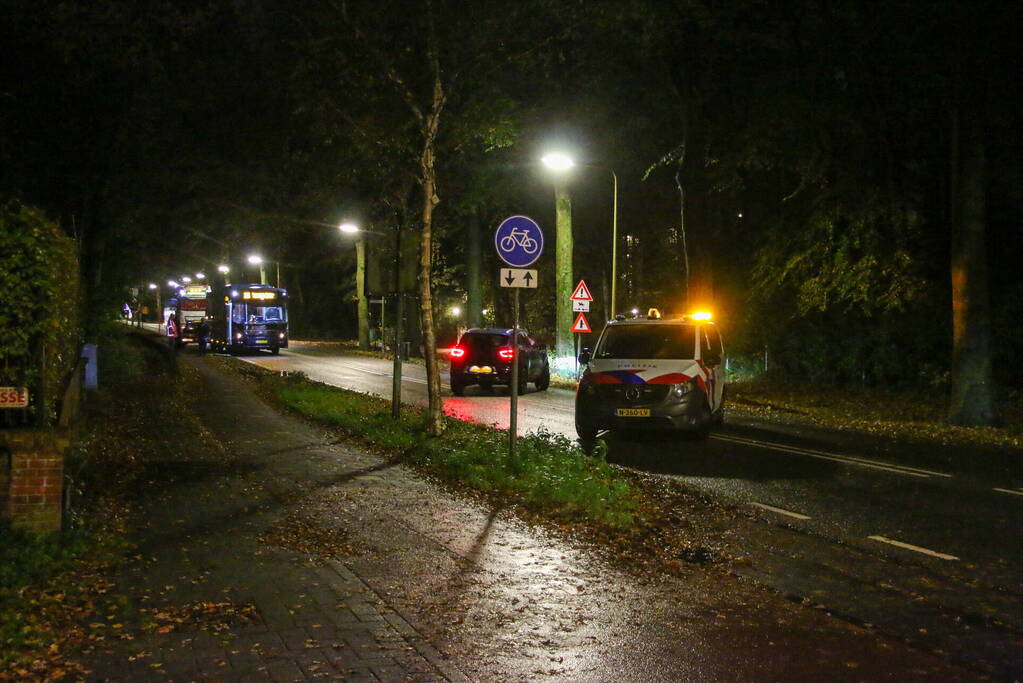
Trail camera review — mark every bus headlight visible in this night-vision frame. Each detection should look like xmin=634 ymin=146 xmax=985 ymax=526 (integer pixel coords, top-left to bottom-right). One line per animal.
xmin=279 ymin=332 xmax=285 ymax=339
xmin=235 ymin=332 xmax=243 ymax=340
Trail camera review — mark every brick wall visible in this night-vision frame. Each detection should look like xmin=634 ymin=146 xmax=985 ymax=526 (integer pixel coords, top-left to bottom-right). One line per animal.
xmin=0 ymin=430 xmax=68 ymax=534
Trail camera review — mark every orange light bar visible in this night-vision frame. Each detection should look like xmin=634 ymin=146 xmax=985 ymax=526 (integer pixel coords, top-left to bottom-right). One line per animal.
xmin=690 ymin=311 xmax=713 ymax=321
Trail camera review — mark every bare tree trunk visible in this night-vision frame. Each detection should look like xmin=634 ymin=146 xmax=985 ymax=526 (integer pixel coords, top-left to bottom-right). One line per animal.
xmin=949 ymin=109 xmax=998 ymax=426
xmin=554 ymin=181 xmax=573 ymax=359
xmin=356 ymin=239 xmax=370 ymax=349
xmin=418 ymin=70 xmax=445 ymax=436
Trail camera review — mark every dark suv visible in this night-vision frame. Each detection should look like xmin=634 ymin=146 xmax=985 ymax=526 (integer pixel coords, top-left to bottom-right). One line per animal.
xmin=449 ymin=328 xmax=551 ymax=395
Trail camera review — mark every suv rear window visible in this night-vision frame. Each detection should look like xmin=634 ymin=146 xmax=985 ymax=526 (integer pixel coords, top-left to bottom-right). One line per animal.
xmin=463 ymin=333 xmax=509 ymax=352
xmin=595 ymin=324 xmax=695 ymax=360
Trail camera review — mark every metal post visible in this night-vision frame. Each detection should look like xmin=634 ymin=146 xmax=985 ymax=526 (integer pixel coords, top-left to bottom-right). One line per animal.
xmin=509 ymin=288 xmax=519 ymax=461
xmin=610 ymin=169 xmax=619 ymax=318
xmin=391 ymin=225 xmax=403 ymax=419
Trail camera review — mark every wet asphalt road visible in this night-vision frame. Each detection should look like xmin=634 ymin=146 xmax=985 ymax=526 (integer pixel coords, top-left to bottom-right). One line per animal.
xmin=231 ymin=345 xmax=1023 ymax=678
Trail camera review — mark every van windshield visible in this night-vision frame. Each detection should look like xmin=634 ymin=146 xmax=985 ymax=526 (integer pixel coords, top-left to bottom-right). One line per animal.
xmin=595 ymin=324 xmax=695 ymax=360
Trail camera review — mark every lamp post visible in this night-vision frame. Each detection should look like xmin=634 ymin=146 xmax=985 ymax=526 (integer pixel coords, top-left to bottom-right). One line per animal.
xmin=341 ymin=223 xmax=405 ymax=419
xmin=217 ymin=264 xmax=230 ymax=286
xmin=340 ymin=223 xmax=370 ymax=350
xmin=541 ymin=152 xmax=620 ymax=318
xmin=247 ymin=254 xmax=266 ymax=285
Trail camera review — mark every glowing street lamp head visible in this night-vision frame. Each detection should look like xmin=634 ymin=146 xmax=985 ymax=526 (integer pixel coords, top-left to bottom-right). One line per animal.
xmin=247 ymin=254 xmax=263 ymax=265
xmin=449 ymin=306 xmax=461 ymax=317
xmin=541 ymin=152 xmax=575 ymax=172
xmin=217 ymin=264 xmax=230 ymax=274
xmin=167 ymin=280 xmax=179 ymax=287
xmin=182 ymin=275 xmax=192 ymax=283
xmin=338 ymin=222 xmax=360 ymax=234
xmin=195 ymin=272 xmax=205 ymax=279
xmin=148 ymin=283 xmax=157 ymax=290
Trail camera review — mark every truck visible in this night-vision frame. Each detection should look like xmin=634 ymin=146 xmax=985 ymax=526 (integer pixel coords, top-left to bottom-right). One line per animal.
xmin=166 ymin=284 xmax=211 ymax=349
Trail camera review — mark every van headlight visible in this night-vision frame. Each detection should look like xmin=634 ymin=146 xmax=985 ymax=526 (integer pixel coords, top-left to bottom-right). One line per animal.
xmin=670 ymin=382 xmax=692 ymax=400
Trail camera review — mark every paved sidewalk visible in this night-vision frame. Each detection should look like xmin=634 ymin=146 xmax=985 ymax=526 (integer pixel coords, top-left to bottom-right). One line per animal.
xmin=84 ymin=355 xmax=976 ymax=681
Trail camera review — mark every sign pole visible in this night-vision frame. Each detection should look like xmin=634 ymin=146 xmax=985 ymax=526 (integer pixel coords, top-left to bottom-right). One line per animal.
xmin=509 ymin=288 xmax=519 ymax=462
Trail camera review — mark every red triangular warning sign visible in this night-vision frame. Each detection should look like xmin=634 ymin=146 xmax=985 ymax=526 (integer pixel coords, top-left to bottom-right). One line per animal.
xmin=571 ymin=312 xmax=591 ymax=333
xmin=570 ymin=280 xmax=593 ymax=301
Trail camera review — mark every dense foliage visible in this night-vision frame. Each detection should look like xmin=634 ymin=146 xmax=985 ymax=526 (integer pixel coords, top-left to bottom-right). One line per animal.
xmin=0 ymin=200 xmax=80 ymax=424
xmin=1 ymin=0 xmax=1020 ymax=417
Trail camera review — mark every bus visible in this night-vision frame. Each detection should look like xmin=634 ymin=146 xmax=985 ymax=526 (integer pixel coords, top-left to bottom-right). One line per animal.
xmin=206 ymin=284 xmax=289 ymax=354
xmin=166 ymin=284 xmax=210 ymax=349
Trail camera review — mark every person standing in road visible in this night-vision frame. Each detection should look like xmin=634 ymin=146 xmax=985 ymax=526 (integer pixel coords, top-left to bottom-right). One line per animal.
xmin=197 ymin=317 xmax=210 ymax=355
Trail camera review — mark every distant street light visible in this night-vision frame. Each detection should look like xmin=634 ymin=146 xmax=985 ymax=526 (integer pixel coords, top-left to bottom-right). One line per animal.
xmin=167 ymin=280 xmax=179 ymax=287
xmin=542 ymin=151 xmax=620 ymax=319
xmin=182 ymin=275 xmax=192 ymax=283
xmin=195 ymin=272 xmax=205 ymax=280
xmin=217 ymin=264 xmax=231 ymax=285
xmin=340 ymin=220 xmax=406 ymax=417
xmin=449 ymin=306 xmax=461 ymax=317
xmin=338 ymin=223 xmax=371 ymax=350
xmin=247 ymin=254 xmax=266 ymax=284
xmin=148 ymin=283 xmax=157 ymax=290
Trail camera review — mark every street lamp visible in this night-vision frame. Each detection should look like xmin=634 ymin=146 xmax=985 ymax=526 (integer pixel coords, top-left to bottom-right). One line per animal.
xmin=541 ymin=151 xmax=620 ymax=318
xmin=247 ymin=254 xmax=266 ymax=285
xmin=167 ymin=279 xmax=179 ymax=287
xmin=338 ymin=223 xmax=371 ymax=351
xmin=195 ymin=272 xmax=205 ymax=280
xmin=182 ymin=275 xmax=192 ymax=283
xmin=449 ymin=306 xmax=461 ymax=316
xmin=217 ymin=264 xmax=230 ymax=286
xmin=339 ymin=221 xmax=405 ymax=418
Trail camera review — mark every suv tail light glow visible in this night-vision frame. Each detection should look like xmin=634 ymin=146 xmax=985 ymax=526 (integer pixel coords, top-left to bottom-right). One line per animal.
xmin=497 ymin=346 xmax=514 ymax=360
xmin=449 ymin=346 xmax=466 ymax=359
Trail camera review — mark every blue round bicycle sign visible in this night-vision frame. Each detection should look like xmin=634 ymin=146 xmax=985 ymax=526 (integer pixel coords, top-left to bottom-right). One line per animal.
xmin=494 ymin=215 xmax=544 ymax=267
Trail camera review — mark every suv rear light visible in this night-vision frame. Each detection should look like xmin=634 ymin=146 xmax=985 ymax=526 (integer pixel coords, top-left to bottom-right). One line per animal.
xmin=449 ymin=346 xmax=466 ymax=359
xmin=497 ymin=346 xmax=514 ymax=360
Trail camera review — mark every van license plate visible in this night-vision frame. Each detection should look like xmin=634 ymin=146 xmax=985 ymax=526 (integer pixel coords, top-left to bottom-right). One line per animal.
xmin=616 ymin=408 xmax=650 ymax=417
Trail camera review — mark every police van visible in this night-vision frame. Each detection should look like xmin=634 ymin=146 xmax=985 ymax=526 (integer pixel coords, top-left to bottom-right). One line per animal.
xmin=575 ymin=310 xmax=725 ymax=440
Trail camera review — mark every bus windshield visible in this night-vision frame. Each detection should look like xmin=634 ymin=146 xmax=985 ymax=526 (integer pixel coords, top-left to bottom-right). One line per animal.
xmin=595 ymin=324 xmax=695 ymax=360
xmin=232 ymin=304 xmax=287 ymax=324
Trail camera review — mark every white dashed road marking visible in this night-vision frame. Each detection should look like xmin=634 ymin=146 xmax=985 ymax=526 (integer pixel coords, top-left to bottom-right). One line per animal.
xmin=750 ymin=502 xmax=812 ymax=520
xmin=714 ymin=434 xmax=951 ymax=479
xmin=867 ymin=535 xmax=959 ymax=561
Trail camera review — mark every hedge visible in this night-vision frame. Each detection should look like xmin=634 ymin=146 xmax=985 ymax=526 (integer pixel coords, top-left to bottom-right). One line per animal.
xmin=0 ymin=199 xmax=81 ymax=425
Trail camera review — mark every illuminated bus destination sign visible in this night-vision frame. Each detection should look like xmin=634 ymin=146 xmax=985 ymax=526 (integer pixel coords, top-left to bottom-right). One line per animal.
xmin=183 ymin=284 xmax=209 ymax=299
xmin=243 ymin=291 xmax=277 ymax=301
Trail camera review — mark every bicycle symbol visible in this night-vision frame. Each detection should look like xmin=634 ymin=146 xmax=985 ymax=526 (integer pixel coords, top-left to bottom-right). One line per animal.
xmin=499 ymin=228 xmax=539 ymax=254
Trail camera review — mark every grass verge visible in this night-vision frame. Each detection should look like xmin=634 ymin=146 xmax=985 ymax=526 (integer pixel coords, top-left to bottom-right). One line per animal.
xmin=264 ymin=369 xmax=639 ymax=528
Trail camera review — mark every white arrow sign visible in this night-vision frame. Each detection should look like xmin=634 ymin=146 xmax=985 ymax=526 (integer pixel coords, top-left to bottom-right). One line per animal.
xmin=499 ymin=269 xmax=538 ymax=288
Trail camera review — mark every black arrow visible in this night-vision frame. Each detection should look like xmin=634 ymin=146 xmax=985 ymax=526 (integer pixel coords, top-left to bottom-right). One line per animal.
xmin=505 ymin=270 xmax=515 ymax=286
xmin=522 ymin=272 xmax=533 ymax=286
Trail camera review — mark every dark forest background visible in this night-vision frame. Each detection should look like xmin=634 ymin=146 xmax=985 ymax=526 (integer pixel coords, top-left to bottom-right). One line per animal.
xmin=2 ymin=0 xmax=1021 ymax=405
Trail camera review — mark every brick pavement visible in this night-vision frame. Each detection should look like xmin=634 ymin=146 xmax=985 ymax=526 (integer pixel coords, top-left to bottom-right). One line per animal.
xmin=83 ymin=358 xmax=469 ymax=682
